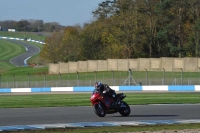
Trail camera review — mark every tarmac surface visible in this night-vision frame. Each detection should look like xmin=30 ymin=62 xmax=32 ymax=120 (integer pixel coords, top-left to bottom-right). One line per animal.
xmin=8 ymin=40 xmax=40 ymax=66
xmin=0 ymin=104 xmax=200 ymax=126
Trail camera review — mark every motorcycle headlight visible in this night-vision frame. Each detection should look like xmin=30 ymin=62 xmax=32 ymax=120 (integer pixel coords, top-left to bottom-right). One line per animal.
xmin=90 ymin=95 xmax=95 ymax=99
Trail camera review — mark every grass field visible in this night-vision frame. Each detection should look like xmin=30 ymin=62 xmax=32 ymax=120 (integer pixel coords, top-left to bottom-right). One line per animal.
xmin=1 ymin=66 xmax=48 ymax=76
xmin=0 ymin=39 xmax=26 ymax=72
xmin=0 ymin=40 xmax=26 ymax=60
xmin=0 ymin=31 xmax=48 ymax=41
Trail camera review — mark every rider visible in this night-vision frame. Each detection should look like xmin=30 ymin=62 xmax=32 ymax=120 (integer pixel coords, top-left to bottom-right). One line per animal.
xmin=94 ymin=81 xmax=120 ymax=105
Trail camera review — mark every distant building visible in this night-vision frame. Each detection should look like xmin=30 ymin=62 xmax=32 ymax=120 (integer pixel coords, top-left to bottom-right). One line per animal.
xmin=8 ymin=29 xmax=16 ymax=32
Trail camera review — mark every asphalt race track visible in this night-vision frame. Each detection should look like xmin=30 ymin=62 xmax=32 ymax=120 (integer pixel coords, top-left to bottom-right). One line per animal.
xmin=0 ymin=104 xmax=200 ymax=126
xmin=8 ymin=40 xmax=40 ymax=66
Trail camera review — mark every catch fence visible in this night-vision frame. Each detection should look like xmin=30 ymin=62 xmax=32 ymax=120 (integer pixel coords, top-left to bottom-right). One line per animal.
xmin=0 ymin=70 xmax=200 ymax=88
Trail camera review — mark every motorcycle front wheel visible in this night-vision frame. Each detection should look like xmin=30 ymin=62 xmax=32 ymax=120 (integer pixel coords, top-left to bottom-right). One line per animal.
xmin=118 ymin=101 xmax=131 ymax=116
xmin=93 ymin=102 xmax=106 ymax=117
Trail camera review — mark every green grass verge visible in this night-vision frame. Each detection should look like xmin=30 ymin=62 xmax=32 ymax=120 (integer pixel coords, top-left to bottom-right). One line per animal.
xmin=0 ymin=61 xmax=15 ymax=73
xmin=0 ymin=40 xmax=26 ymax=60
xmin=1 ymin=66 xmax=48 ymax=75
xmin=12 ymin=124 xmax=200 ymax=133
xmin=0 ymin=92 xmax=200 ymax=108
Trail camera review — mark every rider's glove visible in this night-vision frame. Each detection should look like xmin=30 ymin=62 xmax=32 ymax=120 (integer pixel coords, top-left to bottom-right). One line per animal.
xmin=103 ymin=90 xmax=107 ymax=94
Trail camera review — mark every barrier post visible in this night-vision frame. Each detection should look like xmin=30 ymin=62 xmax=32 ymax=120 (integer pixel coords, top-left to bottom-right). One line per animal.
xmin=13 ymin=74 xmax=15 ymax=88
xmin=0 ymin=75 xmax=1 ymax=88
xmin=76 ymin=71 xmax=79 ymax=86
xmin=59 ymin=72 xmax=62 ymax=87
xmin=94 ymin=71 xmax=97 ymax=82
xmin=28 ymin=73 xmax=30 ymax=88
xmin=145 ymin=68 xmax=148 ymax=85
xmin=129 ymin=69 xmax=132 ymax=86
xmin=163 ymin=68 xmax=165 ymax=85
xmin=111 ymin=70 xmax=114 ymax=86
xmin=43 ymin=73 xmax=46 ymax=87
xmin=199 ymin=67 xmax=200 ymax=84
xmin=180 ymin=68 xmax=183 ymax=85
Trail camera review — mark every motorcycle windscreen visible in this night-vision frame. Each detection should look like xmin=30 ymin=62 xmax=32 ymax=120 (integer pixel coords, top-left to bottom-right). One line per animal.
xmin=92 ymin=89 xmax=100 ymax=94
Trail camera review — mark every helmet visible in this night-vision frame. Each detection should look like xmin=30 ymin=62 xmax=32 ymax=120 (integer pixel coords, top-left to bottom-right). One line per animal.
xmin=94 ymin=81 xmax=102 ymax=90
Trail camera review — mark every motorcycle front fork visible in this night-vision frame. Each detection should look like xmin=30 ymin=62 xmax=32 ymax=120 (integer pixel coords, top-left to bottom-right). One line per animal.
xmin=98 ymin=103 xmax=102 ymax=108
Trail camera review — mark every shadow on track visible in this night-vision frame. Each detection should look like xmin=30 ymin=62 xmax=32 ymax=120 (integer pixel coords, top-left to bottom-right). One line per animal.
xmin=112 ymin=115 xmax=179 ymax=117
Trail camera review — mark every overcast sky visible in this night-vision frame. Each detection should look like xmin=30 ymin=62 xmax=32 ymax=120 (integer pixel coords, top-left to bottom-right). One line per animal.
xmin=0 ymin=0 xmax=104 ymax=26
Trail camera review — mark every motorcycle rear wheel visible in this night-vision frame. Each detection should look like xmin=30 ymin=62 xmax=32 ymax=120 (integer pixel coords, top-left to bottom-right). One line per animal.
xmin=118 ymin=101 xmax=131 ymax=116
xmin=93 ymin=102 xmax=106 ymax=117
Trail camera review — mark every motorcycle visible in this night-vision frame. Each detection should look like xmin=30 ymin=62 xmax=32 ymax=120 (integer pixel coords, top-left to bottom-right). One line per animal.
xmin=90 ymin=89 xmax=131 ymax=117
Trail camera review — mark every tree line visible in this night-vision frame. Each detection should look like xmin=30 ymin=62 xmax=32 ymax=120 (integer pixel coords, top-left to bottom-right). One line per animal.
xmin=39 ymin=0 xmax=200 ymax=63
xmin=0 ymin=19 xmax=64 ymax=32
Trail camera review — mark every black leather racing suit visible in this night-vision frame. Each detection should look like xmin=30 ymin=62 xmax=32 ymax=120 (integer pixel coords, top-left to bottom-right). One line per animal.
xmin=97 ymin=84 xmax=117 ymax=101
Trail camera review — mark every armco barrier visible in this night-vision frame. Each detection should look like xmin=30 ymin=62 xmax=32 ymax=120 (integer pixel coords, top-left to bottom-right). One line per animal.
xmin=0 ymin=86 xmax=200 ymax=93
xmin=0 ymin=36 xmax=45 ymax=44
xmin=168 ymin=85 xmax=195 ymax=91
